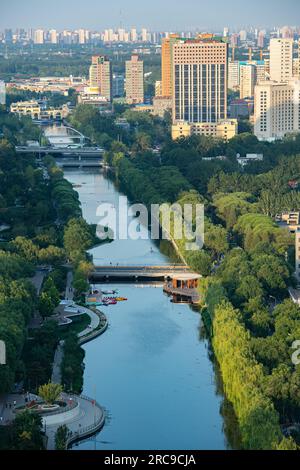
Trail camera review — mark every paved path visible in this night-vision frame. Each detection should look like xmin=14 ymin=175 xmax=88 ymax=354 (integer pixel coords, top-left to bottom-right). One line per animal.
xmin=0 ymin=393 xmax=40 ymax=426
xmin=65 ymin=270 xmax=74 ymax=301
xmin=45 ymin=394 xmax=104 ymax=450
xmin=51 ymin=340 xmax=64 ymax=385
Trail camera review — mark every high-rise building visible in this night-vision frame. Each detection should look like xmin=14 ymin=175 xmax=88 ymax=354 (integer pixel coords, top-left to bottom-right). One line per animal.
xmin=161 ymin=34 xmax=179 ymax=97
xmin=155 ymin=80 xmax=162 ymax=97
xmin=112 ymin=74 xmax=125 ymax=98
xmin=223 ymin=27 xmax=229 ymax=38
xmin=293 ymin=58 xmax=300 ymax=79
xmin=78 ymin=29 xmax=86 ymax=44
xmin=125 ymin=54 xmax=144 ymax=104
xmin=270 ymin=38 xmax=293 ymax=83
xmin=118 ymin=29 xmax=125 ymax=42
xmin=130 ymin=28 xmax=137 ymax=42
xmin=4 ymin=29 xmax=13 ymax=43
xmin=228 ymin=60 xmax=240 ymax=90
xmin=240 ymin=64 xmax=257 ymax=99
xmin=172 ymin=36 xmax=228 ymax=125
xmin=254 ymin=80 xmax=300 ymax=141
xmin=34 ymin=29 xmax=44 ymax=44
xmin=257 ymin=31 xmax=265 ymax=48
xmin=0 ymin=81 xmax=6 ymax=105
xmin=239 ymin=30 xmax=247 ymax=42
xmin=141 ymin=28 xmax=148 ymax=42
xmin=89 ymin=55 xmax=112 ymax=102
xmin=49 ymin=29 xmax=58 ymax=44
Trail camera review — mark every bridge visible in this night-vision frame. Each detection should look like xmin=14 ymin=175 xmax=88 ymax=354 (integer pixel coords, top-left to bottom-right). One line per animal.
xmin=15 ymin=146 xmax=104 ymax=157
xmin=56 ymin=159 xmax=104 ymax=168
xmin=89 ymin=264 xmax=196 ymax=282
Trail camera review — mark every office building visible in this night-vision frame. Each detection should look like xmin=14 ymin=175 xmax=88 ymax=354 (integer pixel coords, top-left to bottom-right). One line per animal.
xmin=254 ymin=80 xmax=300 ymax=141
xmin=270 ymin=38 xmax=293 ymax=83
xmin=0 ymin=81 xmax=6 ymax=105
xmin=172 ymin=36 xmax=229 ymax=139
xmin=240 ymin=64 xmax=257 ymax=98
xmin=125 ymin=55 xmax=144 ymax=104
xmin=89 ymin=55 xmax=112 ymax=102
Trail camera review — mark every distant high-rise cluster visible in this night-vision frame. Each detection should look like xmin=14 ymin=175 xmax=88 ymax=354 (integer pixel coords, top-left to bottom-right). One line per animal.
xmin=0 ymin=27 xmax=167 ymax=45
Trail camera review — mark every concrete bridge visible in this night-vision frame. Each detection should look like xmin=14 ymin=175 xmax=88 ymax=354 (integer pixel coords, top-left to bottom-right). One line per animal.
xmin=15 ymin=146 xmax=104 ymax=157
xmin=90 ymin=264 xmax=195 ymax=282
xmin=56 ymin=159 xmax=104 ymax=168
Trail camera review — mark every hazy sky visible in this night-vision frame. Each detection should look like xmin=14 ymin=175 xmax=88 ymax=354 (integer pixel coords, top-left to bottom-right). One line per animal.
xmin=1 ymin=0 xmax=299 ymax=30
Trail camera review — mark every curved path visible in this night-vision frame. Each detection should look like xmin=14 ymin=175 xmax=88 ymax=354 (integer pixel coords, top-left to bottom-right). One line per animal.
xmin=45 ymin=394 xmax=105 ymax=450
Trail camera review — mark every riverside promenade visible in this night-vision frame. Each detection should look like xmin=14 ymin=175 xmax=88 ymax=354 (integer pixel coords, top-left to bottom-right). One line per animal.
xmin=46 ymin=269 xmax=108 ymax=449
xmin=45 ymin=394 xmax=105 ymax=450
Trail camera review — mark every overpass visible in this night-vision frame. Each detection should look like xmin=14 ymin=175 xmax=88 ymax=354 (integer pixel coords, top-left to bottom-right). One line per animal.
xmin=15 ymin=146 xmax=104 ymax=157
xmin=89 ymin=264 xmax=196 ymax=282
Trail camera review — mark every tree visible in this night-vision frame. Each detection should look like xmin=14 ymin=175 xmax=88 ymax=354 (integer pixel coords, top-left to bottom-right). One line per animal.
xmin=64 ymin=218 xmax=93 ymax=264
xmin=55 ymin=424 xmax=70 ymax=450
xmin=38 ymin=382 xmax=63 ymax=405
xmin=11 ymin=410 xmax=44 ymax=450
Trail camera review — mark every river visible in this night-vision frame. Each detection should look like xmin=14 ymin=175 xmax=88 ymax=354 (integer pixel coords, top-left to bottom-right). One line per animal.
xmin=61 ymin=167 xmax=234 ymax=450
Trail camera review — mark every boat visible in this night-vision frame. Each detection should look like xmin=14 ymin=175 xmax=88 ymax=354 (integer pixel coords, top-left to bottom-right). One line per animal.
xmin=115 ymin=297 xmax=128 ymax=301
xmin=102 ymin=290 xmax=118 ymax=295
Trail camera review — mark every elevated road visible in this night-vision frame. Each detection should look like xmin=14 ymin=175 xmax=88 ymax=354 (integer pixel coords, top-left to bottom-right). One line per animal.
xmin=90 ymin=264 xmax=196 ymax=282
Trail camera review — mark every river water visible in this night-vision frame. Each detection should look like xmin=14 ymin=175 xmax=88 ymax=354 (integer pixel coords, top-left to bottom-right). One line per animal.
xmin=63 ymin=168 xmax=231 ymax=450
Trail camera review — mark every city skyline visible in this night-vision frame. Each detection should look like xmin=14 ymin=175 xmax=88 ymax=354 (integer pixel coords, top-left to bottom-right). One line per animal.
xmin=1 ymin=0 xmax=300 ymax=30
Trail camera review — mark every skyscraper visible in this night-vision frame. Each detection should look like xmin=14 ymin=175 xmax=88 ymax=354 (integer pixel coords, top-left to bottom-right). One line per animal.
xmin=240 ymin=64 xmax=257 ymax=99
xmin=161 ymin=34 xmax=179 ymax=97
xmin=89 ymin=56 xmax=112 ymax=102
xmin=172 ymin=36 xmax=228 ymax=124
xmin=270 ymin=38 xmax=293 ymax=83
xmin=125 ymin=55 xmax=144 ymax=104
xmin=171 ymin=36 xmax=236 ymax=140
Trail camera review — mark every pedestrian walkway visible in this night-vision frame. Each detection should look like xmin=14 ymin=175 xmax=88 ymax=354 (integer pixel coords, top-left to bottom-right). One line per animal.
xmin=45 ymin=394 xmax=105 ymax=450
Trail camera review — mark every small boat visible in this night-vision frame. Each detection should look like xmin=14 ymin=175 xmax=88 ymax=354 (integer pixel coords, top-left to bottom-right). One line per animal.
xmin=116 ymin=297 xmax=127 ymax=302
xmin=102 ymin=290 xmax=118 ymax=295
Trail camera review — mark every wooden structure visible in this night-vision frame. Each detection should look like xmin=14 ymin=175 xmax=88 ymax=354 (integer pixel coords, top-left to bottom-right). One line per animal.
xmin=163 ymin=273 xmax=201 ymax=305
